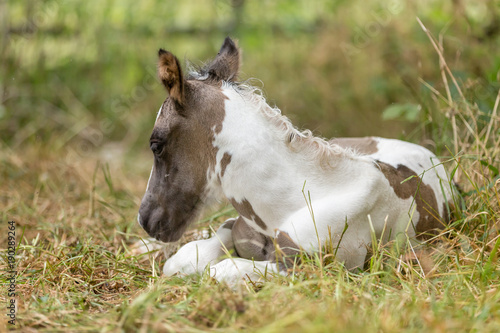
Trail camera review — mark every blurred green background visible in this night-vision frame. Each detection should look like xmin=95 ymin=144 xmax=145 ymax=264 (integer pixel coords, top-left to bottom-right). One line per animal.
xmin=1 ymin=0 xmax=499 ymax=165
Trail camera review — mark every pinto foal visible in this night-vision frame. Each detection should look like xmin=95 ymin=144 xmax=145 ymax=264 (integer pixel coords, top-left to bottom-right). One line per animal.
xmin=137 ymin=38 xmax=454 ymax=285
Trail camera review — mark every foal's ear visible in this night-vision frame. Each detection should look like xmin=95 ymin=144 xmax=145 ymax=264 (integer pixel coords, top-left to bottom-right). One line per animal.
xmin=158 ymin=49 xmax=184 ymax=104
xmin=206 ymin=37 xmax=240 ymax=82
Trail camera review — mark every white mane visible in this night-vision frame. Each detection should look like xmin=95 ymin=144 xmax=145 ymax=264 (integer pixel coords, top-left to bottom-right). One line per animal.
xmin=221 ymin=80 xmax=359 ymax=167
xmin=187 ymin=62 xmax=360 ymax=167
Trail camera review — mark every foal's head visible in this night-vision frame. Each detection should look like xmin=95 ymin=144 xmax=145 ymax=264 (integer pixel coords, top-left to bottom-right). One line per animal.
xmin=138 ymin=38 xmax=240 ymax=242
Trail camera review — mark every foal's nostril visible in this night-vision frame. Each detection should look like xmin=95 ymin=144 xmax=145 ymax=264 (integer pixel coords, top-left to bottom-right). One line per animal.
xmin=137 ymin=206 xmax=151 ymax=231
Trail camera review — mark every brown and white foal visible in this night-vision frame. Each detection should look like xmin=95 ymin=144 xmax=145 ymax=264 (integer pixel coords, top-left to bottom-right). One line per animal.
xmin=137 ymin=38 xmax=454 ymax=286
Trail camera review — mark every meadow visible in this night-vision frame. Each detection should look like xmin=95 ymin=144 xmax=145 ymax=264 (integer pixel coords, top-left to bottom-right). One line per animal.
xmin=1 ymin=0 xmax=499 ymax=331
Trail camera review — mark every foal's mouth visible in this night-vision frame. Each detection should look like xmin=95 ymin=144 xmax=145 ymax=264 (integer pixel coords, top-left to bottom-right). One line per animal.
xmin=140 ymin=197 xmax=203 ymax=243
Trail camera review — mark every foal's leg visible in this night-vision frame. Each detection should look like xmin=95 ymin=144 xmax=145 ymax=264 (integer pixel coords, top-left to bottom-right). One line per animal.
xmin=163 ymin=218 xmax=236 ymax=276
xmin=280 ymin=198 xmax=374 ymax=271
xmin=209 ymin=257 xmax=282 ymax=286
xmin=209 ymin=218 xmax=299 ymax=286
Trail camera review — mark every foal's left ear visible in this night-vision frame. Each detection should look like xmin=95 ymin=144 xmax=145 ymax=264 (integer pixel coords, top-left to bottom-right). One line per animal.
xmin=206 ymin=37 xmax=240 ymax=82
xmin=158 ymin=49 xmax=185 ymax=104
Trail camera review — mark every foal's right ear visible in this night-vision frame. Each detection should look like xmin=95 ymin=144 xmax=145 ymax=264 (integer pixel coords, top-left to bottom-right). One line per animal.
xmin=158 ymin=49 xmax=184 ymax=104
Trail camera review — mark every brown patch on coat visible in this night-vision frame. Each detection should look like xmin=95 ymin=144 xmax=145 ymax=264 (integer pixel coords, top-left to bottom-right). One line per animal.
xmin=275 ymin=231 xmax=300 ymax=257
xmin=232 ymin=216 xmax=271 ymax=261
xmin=231 ymin=217 xmax=300 ymax=271
xmin=330 ymin=137 xmax=379 ymax=155
xmin=376 ymin=161 xmax=443 ymax=239
xmin=274 ymin=231 xmax=301 ymax=269
xmin=229 ymin=199 xmax=267 ymax=230
xmin=221 ymin=218 xmax=236 ymax=230
xmin=220 ymin=152 xmax=232 ymax=178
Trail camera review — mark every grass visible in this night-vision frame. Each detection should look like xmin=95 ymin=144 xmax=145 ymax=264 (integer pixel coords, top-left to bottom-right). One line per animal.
xmin=1 ymin=1 xmax=500 ymax=332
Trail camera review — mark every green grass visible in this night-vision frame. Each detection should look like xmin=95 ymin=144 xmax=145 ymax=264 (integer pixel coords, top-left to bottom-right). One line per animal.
xmin=1 ymin=0 xmax=500 ymax=332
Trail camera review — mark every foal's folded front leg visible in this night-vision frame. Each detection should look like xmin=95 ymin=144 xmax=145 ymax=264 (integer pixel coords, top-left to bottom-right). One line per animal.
xmin=209 ymin=217 xmax=296 ymax=286
xmin=209 ymin=258 xmax=282 ymax=287
xmin=163 ymin=218 xmax=237 ymax=276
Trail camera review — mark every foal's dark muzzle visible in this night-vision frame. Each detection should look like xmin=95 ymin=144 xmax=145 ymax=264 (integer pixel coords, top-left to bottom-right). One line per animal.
xmin=137 ymin=199 xmax=186 ymax=243
xmin=138 ymin=184 xmax=202 ymax=243
xmin=137 ymin=204 xmax=161 ymax=235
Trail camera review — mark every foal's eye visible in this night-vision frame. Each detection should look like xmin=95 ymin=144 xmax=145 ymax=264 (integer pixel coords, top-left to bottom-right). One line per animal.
xmin=150 ymin=140 xmax=164 ymax=155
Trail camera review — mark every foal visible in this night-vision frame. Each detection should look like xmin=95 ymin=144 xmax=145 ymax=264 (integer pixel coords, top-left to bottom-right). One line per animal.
xmin=137 ymin=38 xmax=454 ymax=285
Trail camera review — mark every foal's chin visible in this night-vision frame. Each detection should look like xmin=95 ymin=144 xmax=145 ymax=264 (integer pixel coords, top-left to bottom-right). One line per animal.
xmin=149 ymin=215 xmax=197 ymax=243
xmin=139 ymin=199 xmax=204 ymax=243
xmin=149 ymin=224 xmax=186 ymax=243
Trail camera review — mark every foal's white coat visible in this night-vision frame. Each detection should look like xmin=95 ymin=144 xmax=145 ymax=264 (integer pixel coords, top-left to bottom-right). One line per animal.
xmin=162 ymin=84 xmax=452 ymax=285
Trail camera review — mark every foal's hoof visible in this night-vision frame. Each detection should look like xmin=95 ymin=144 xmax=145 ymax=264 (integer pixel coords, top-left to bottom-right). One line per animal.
xmin=209 ymin=258 xmax=277 ymax=288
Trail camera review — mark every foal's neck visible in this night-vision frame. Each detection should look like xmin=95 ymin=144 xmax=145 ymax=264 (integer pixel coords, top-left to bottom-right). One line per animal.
xmin=214 ymin=86 xmax=366 ymax=233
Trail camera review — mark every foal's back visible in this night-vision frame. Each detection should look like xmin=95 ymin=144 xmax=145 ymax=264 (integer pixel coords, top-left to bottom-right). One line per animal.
xmin=331 ymin=136 xmax=453 ymax=237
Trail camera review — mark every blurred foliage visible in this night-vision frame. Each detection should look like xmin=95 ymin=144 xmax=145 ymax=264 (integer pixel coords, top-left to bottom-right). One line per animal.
xmin=0 ymin=0 xmax=499 ymax=158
